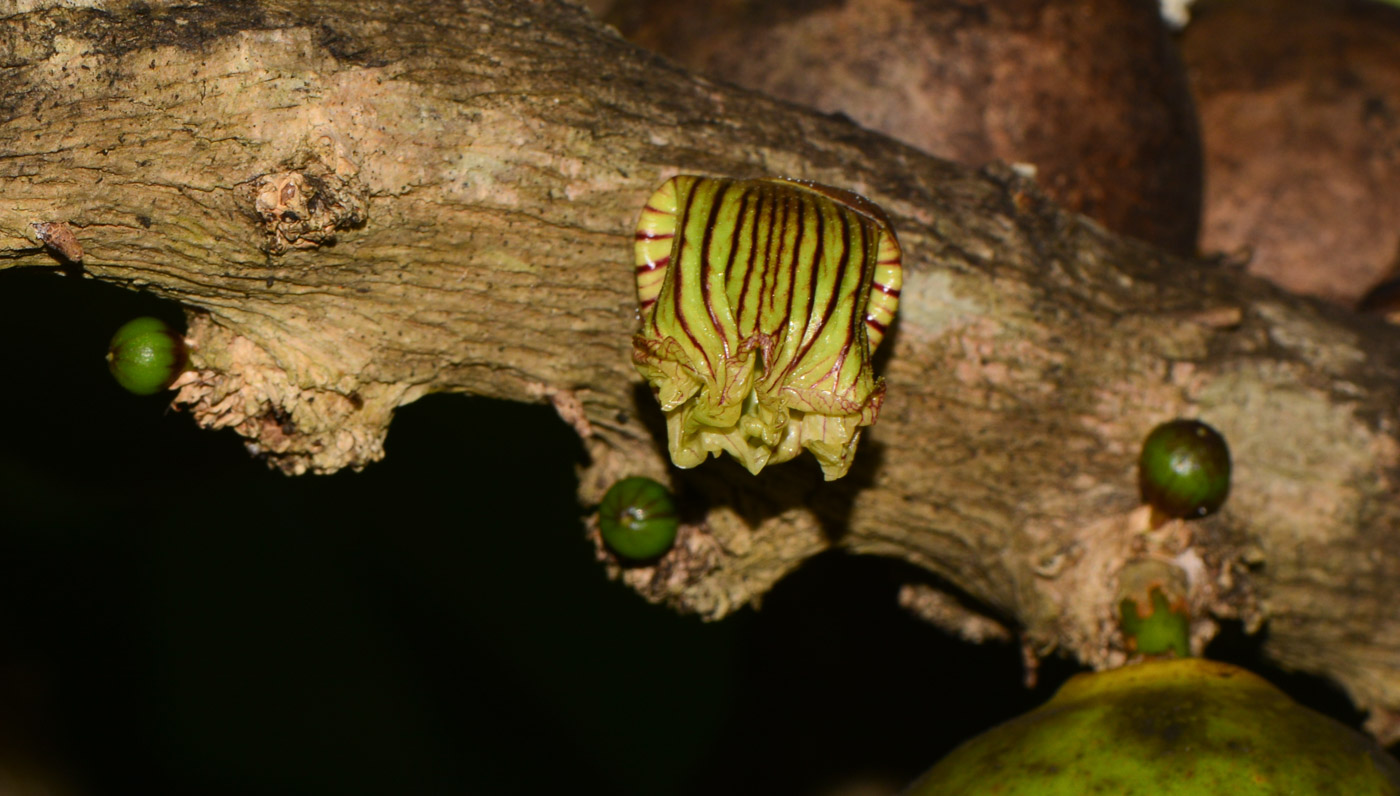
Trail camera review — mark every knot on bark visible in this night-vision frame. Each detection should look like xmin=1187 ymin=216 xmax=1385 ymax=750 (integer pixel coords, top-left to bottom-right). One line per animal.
xmin=248 ymin=168 xmax=367 ymax=255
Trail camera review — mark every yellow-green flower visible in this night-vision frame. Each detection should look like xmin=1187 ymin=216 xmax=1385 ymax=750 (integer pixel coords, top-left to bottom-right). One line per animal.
xmin=632 ymin=176 xmax=902 ymax=480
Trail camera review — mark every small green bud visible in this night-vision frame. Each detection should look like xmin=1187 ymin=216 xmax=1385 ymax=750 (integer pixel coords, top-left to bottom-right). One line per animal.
xmin=598 ymin=476 xmax=679 ymax=560
xmin=1119 ymin=586 xmax=1191 ymax=659
xmin=106 ymin=316 xmax=188 ymax=395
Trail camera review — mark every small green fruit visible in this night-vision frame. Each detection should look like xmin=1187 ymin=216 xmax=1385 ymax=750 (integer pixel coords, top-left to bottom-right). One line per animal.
xmin=598 ymin=476 xmax=679 ymax=560
xmin=1119 ymin=586 xmax=1190 ymax=658
xmin=106 ymin=316 xmax=188 ymax=395
xmin=1138 ymin=418 xmax=1231 ymax=518
xmin=906 ymin=658 xmax=1400 ymax=795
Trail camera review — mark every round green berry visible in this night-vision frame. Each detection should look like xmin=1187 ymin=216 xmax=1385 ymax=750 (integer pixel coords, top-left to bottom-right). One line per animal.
xmin=106 ymin=316 xmax=188 ymax=395
xmin=1138 ymin=418 xmax=1231 ymax=519
xmin=598 ymin=476 xmax=679 ymax=560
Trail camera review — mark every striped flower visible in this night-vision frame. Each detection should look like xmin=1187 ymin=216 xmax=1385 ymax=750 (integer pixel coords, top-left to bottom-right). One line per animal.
xmin=632 ymin=175 xmax=903 ymax=480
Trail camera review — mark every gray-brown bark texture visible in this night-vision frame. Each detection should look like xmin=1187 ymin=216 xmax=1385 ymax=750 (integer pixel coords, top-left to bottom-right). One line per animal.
xmin=4 ymin=0 xmax=1400 ymax=743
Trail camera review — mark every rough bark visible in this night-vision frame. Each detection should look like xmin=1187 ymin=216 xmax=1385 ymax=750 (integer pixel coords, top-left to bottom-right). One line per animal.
xmin=3 ymin=0 xmax=1400 ymax=743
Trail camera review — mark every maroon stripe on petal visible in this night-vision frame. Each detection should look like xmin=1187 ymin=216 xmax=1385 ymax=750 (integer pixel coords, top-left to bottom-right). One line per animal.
xmin=866 ymin=317 xmax=888 ymax=334
xmin=804 ymin=201 xmax=826 ymax=327
xmin=871 ymin=282 xmax=901 ymax=297
xmin=635 ymin=256 xmax=670 ymax=274
xmin=700 ymin=183 xmax=731 ymax=353
xmin=736 ymin=189 xmax=762 ymax=325
xmin=781 ymin=197 xmax=803 ymax=336
xmin=674 ymin=180 xmax=714 ymax=369
xmin=832 ymin=218 xmax=871 ymax=377
xmin=724 ymin=187 xmax=751 ymax=320
xmin=635 ymin=231 xmax=675 ymax=241
xmin=790 ymin=200 xmax=841 ymax=371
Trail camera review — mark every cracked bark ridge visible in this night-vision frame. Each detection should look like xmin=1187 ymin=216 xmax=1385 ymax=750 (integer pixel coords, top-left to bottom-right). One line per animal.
xmin=2 ymin=0 xmax=1400 ymax=744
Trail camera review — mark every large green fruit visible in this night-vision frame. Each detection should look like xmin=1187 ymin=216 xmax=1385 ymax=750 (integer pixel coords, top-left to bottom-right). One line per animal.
xmin=906 ymin=658 xmax=1400 ymax=795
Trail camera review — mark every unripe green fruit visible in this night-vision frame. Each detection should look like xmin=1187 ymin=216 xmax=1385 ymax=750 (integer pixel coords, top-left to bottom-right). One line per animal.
xmin=906 ymin=658 xmax=1400 ymax=795
xmin=597 ymin=476 xmax=679 ymax=560
xmin=1119 ymin=586 xmax=1190 ymax=658
xmin=106 ymin=316 xmax=188 ymax=395
xmin=1138 ymin=418 xmax=1231 ymax=518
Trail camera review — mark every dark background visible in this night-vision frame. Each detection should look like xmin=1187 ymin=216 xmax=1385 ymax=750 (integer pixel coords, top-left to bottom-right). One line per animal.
xmin=0 ymin=266 xmax=1375 ymax=794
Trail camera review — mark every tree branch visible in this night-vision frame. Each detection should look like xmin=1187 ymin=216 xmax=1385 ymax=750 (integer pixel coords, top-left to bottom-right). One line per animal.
xmin=4 ymin=0 xmax=1400 ymax=742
